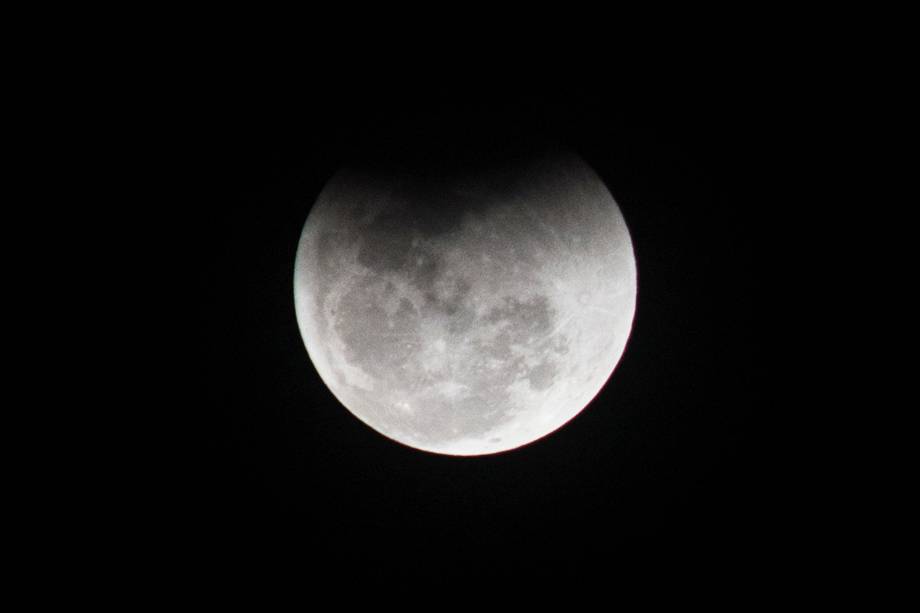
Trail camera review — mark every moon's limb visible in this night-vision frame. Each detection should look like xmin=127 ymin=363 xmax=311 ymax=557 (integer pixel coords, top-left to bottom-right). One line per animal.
xmin=294 ymin=150 xmax=636 ymax=455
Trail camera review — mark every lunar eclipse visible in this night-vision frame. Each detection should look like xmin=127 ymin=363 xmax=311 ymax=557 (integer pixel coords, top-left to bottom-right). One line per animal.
xmin=294 ymin=149 xmax=636 ymax=455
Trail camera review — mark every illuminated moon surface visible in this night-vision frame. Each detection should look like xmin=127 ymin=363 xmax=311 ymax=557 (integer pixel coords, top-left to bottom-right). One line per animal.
xmin=294 ymin=150 xmax=636 ymax=455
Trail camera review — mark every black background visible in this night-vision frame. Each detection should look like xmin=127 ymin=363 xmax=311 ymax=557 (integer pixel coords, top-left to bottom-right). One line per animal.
xmin=189 ymin=64 xmax=773 ymax=584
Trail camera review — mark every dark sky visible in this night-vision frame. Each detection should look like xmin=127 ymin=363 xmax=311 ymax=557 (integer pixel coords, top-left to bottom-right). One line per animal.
xmin=190 ymin=67 xmax=771 ymax=584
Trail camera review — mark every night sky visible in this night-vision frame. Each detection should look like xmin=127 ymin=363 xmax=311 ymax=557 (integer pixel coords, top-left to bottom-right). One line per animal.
xmin=190 ymin=68 xmax=770 ymax=584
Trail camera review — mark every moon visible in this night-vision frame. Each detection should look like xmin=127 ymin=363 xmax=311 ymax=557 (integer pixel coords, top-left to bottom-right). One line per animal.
xmin=294 ymin=148 xmax=636 ymax=455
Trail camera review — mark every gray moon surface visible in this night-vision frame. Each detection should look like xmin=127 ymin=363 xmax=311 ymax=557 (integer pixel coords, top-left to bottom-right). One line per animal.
xmin=294 ymin=149 xmax=636 ymax=455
